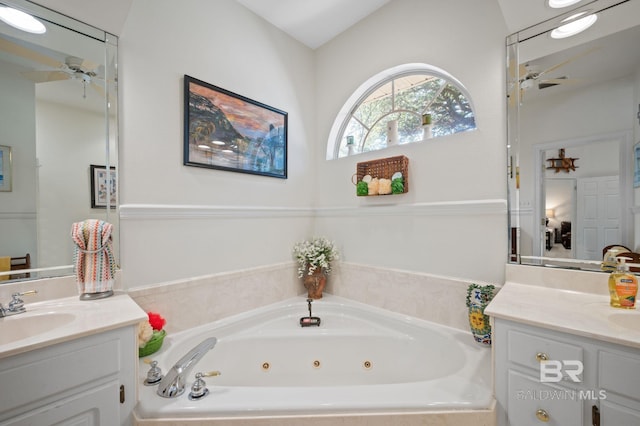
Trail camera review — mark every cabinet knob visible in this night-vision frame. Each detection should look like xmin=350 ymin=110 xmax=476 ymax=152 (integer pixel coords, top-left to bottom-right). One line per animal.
xmin=536 ymin=352 xmax=549 ymax=362
xmin=536 ymin=409 xmax=549 ymax=423
xmin=536 ymin=408 xmax=550 ymax=422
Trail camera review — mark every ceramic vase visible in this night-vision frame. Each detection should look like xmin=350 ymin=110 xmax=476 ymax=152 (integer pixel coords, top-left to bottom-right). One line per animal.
xmin=466 ymin=284 xmax=496 ymax=346
xmin=303 ymin=268 xmax=327 ymax=299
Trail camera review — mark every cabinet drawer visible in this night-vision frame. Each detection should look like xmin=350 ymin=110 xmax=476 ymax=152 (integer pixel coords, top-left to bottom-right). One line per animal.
xmin=599 ymin=350 xmax=640 ymax=401
xmin=508 ymin=329 xmax=583 ymax=379
xmin=507 ymin=369 xmax=583 ymax=426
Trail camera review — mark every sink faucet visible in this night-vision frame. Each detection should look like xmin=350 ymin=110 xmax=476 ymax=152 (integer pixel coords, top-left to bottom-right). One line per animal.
xmin=0 ymin=290 xmax=37 ymax=318
xmin=156 ymin=337 xmax=217 ymax=398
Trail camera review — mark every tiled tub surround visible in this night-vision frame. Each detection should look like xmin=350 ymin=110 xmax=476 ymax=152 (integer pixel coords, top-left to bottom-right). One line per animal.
xmin=128 ymin=262 xmax=499 ymax=335
xmin=129 ymin=262 xmax=497 ymax=425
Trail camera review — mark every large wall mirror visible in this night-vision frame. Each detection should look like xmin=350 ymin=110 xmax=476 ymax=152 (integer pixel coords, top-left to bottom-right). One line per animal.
xmin=0 ymin=0 xmax=118 ymax=283
xmin=508 ymin=0 xmax=640 ymax=271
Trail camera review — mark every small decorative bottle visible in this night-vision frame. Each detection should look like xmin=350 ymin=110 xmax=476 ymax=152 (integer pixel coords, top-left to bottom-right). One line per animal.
xmin=422 ymin=113 xmax=433 ymax=139
xmin=346 ymin=135 xmax=355 ymax=156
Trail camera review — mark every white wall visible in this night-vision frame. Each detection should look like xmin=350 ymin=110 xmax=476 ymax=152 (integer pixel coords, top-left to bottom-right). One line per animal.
xmin=119 ymin=0 xmax=316 ymax=287
xmin=313 ymin=0 xmax=509 ymax=283
xmin=0 ymin=60 xmax=37 ymax=263
xmin=35 ymin=100 xmax=114 ymax=267
xmin=119 ymin=0 xmax=509 ymax=288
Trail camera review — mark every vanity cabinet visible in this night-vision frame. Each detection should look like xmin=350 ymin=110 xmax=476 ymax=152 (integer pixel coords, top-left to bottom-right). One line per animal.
xmin=495 ymin=319 xmax=640 ymax=426
xmin=0 ymin=326 xmax=137 ymax=426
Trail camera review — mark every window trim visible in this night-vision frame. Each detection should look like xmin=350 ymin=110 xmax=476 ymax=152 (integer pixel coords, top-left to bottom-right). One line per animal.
xmin=326 ymin=63 xmax=475 ymax=160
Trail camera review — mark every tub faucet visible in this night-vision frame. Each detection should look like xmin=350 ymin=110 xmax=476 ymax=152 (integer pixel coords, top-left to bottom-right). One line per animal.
xmin=156 ymin=337 xmax=217 ymax=398
xmin=300 ymin=298 xmax=321 ymax=327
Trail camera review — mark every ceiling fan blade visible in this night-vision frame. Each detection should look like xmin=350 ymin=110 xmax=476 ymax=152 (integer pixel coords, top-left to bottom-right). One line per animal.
xmin=21 ymin=70 xmax=70 ymax=83
xmin=90 ymin=81 xmax=106 ymax=97
xmin=0 ymin=38 xmax=63 ymax=69
xmin=536 ymin=46 xmax=600 ymax=79
xmin=538 ymin=77 xmax=588 ymax=89
xmin=65 ymin=55 xmax=99 ymax=73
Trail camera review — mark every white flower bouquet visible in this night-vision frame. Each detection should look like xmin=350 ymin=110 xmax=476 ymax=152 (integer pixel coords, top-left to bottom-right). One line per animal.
xmin=292 ymin=237 xmax=339 ymax=278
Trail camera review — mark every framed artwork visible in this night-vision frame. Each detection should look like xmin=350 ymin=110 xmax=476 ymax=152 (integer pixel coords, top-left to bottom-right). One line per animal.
xmin=183 ymin=75 xmax=288 ymax=179
xmin=0 ymin=145 xmax=12 ymax=192
xmin=90 ymin=164 xmax=116 ymax=209
xmin=635 ymin=142 xmax=640 ymax=188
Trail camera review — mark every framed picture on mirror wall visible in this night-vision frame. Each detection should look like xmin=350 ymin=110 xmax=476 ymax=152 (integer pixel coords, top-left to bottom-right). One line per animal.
xmin=90 ymin=164 xmax=116 ymax=209
xmin=0 ymin=145 xmax=12 ymax=192
xmin=183 ymin=75 xmax=288 ymax=179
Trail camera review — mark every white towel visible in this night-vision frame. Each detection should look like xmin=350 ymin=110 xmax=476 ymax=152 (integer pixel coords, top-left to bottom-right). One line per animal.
xmin=71 ymin=219 xmax=116 ymax=294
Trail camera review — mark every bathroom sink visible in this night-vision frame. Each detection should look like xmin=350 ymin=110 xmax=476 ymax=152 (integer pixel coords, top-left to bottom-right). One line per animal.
xmin=608 ymin=312 xmax=640 ymax=332
xmin=0 ymin=312 xmax=76 ymax=346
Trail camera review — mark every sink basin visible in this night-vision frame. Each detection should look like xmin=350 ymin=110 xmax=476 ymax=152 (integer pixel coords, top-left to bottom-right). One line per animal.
xmin=608 ymin=312 xmax=640 ymax=332
xmin=0 ymin=312 xmax=76 ymax=346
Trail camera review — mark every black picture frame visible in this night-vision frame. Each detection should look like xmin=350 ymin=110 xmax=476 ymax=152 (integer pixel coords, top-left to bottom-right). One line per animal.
xmin=90 ymin=164 xmax=116 ymax=209
xmin=183 ymin=75 xmax=288 ymax=179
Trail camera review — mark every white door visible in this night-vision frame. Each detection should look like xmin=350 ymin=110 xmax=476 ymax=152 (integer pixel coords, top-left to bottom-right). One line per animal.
xmin=576 ymin=176 xmax=620 ymax=260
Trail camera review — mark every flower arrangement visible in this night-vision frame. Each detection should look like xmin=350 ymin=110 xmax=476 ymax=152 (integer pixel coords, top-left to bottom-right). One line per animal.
xmin=138 ymin=311 xmax=166 ymax=357
xmin=292 ymin=236 xmax=339 ymax=278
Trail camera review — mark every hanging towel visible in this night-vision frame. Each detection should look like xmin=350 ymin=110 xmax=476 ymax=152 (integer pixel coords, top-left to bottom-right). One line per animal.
xmin=0 ymin=256 xmax=10 ymax=281
xmin=71 ymin=219 xmax=116 ymax=294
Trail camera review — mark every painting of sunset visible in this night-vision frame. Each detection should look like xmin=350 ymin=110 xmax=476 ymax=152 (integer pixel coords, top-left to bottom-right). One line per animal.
xmin=183 ymin=75 xmax=287 ymax=178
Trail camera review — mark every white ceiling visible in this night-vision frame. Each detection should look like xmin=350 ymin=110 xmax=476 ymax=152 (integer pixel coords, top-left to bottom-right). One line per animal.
xmin=29 ymin=0 xmax=558 ymax=48
xmin=25 ymin=0 xmax=639 ymax=105
xmin=235 ymin=0 xmax=391 ymax=49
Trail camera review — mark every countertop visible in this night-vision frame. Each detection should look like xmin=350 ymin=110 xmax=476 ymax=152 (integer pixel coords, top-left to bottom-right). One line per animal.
xmin=0 ymin=292 xmax=146 ymax=359
xmin=485 ymin=282 xmax=640 ymax=349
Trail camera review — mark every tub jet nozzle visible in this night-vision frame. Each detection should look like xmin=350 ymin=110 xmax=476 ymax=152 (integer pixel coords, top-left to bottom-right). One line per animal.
xmin=300 ymin=298 xmax=321 ymax=327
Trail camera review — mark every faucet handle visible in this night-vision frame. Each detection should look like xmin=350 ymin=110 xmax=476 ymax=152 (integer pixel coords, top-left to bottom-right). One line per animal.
xmin=8 ymin=290 xmax=37 ymax=312
xmin=143 ymin=359 xmax=164 ymax=386
xmin=188 ymin=371 xmax=221 ymax=400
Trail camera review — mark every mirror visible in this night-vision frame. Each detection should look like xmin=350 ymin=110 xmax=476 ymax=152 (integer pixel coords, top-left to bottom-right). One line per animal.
xmin=507 ymin=0 xmax=640 ymax=271
xmin=0 ymin=0 xmax=118 ymax=283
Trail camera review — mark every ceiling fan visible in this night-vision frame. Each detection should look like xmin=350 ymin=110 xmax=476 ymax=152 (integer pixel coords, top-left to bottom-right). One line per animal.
xmin=0 ymin=37 xmax=105 ymax=98
xmin=517 ymin=46 xmax=598 ymax=96
xmin=22 ymin=56 xmax=105 ymax=98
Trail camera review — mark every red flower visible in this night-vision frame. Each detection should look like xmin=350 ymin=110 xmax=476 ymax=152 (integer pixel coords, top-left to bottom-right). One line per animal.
xmin=148 ymin=312 xmax=166 ymax=331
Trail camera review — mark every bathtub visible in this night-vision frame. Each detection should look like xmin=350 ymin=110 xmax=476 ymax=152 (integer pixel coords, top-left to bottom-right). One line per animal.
xmin=135 ymin=294 xmax=493 ymax=421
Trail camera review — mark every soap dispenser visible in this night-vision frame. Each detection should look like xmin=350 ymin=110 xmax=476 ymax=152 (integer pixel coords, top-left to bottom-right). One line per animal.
xmin=608 ymin=258 xmax=638 ymax=309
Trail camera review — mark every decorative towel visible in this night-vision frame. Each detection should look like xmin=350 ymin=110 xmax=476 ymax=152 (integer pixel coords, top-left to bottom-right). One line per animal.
xmin=71 ymin=219 xmax=116 ymax=294
xmin=0 ymin=256 xmax=10 ymax=281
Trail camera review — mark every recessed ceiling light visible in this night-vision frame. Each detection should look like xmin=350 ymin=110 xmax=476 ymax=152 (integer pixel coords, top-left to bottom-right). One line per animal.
xmin=211 ymin=140 xmax=226 ymax=145
xmin=548 ymin=0 xmax=582 ymax=9
xmin=197 ymin=144 xmax=211 ymax=150
xmin=0 ymin=6 xmax=46 ymax=34
xmin=551 ymin=13 xmax=597 ymax=39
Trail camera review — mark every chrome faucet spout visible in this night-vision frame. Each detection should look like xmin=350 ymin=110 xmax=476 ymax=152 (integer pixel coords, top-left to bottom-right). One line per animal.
xmin=156 ymin=337 xmax=217 ymax=398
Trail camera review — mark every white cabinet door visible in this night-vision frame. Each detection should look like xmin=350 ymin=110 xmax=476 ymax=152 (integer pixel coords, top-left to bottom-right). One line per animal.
xmin=2 ymin=381 xmax=119 ymax=426
xmin=600 ymin=400 xmax=640 ymax=425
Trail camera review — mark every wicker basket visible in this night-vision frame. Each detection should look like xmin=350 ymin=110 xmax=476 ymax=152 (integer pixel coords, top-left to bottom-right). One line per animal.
xmin=355 ymin=155 xmax=409 ymax=195
xmin=139 ymin=330 xmax=166 ymax=358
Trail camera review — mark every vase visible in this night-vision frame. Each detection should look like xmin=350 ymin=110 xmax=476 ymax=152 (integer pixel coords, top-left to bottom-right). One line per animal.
xmin=303 ymin=268 xmax=327 ymax=299
xmin=466 ymin=284 xmax=495 ymax=346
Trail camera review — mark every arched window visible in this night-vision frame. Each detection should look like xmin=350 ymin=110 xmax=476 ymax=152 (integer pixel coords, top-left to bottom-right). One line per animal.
xmin=327 ymin=64 xmax=476 ymax=159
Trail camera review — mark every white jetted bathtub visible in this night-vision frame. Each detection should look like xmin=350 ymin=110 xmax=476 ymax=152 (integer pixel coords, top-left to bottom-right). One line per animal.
xmin=135 ymin=294 xmax=492 ymax=420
